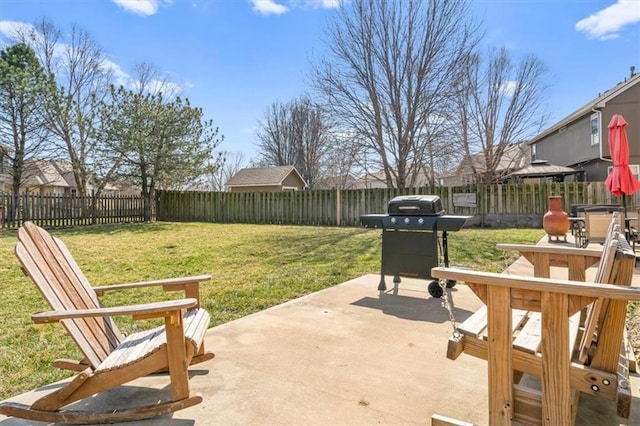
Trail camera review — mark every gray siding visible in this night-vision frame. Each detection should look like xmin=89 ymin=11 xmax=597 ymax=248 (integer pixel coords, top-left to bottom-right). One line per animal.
xmin=534 ymin=114 xmax=600 ymax=169
xmin=532 ymin=78 xmax=640 ymax=182
xmin=601 ymin=82 xmax=640 ymax=163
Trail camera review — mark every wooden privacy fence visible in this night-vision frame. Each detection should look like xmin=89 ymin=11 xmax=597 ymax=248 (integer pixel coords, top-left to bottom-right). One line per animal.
xmin=2 ymin=182 xmax=634 ymax=229
xmin=156 ymin=182 xmax=639 ymax=227
xmin=0 ymin=192 xmax=145 ymax=229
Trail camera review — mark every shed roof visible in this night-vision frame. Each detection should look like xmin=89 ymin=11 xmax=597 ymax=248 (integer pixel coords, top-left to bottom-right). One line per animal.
xmin=226 ymin=165 xmax=306 ymax=188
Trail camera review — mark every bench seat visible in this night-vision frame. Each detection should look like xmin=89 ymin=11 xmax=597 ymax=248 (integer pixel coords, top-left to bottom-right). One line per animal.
xmin=458 ymin=307 xmax=581 ymax=356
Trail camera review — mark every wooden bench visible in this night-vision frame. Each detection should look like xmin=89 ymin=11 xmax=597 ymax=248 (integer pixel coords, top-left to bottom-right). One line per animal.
xmin=433 ymin=221 xmax=640 ymax=425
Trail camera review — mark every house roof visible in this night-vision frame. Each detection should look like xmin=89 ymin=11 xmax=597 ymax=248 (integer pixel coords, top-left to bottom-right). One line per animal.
xmin=22 ymin=160 xmax=72 ymax=188
xmin=352 ymin=168 xmax=431 ymax=189
xmin=315 ymin=174 xmax=357 ymax=189
xmin=529 ymin=71 xmax=640 ymax=145
xmin=449 ymin=142 xmax=529 ymax=176
xmin=225 ymin=165 xmax=307 ymax=188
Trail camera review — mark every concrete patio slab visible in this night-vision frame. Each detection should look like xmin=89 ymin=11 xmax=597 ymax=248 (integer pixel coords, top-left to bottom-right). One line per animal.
xmin=2 ymin=269 xmax=640 ymax=425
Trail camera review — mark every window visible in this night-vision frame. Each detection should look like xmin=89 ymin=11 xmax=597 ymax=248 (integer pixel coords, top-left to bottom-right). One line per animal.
xmin=531 ymin=144 xmax=537 ymax=161
xmin=591 ymin=113 xmax=599 ymax=146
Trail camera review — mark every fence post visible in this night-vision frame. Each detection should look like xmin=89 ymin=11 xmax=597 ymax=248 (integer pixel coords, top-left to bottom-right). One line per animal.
xmin=91 ymin=190 xmax=97 ymax=225
xmin=336 ymin=188 xmax=341 ymax=226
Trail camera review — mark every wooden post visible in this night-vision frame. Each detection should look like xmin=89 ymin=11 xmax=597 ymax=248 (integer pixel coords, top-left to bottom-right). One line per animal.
xmin=165 ymin=311 xmax=189 ymax=401
xmin=487 ymin=285 xmax=513 ymax=425
xmin=336 ymin=188 xmax=341 ymax=226
xmin=541 ymin=291 xmax=571 ymax=424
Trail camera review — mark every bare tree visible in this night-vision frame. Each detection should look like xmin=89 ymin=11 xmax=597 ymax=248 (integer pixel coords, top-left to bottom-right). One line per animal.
xmin=257 ymin=102 xmax=296 ymax=166
xmin=19 ymin=18 xmax=113 ymax=195
xmin=256 ymin=96 xmax=330 ymax=188
xmin=313 ymin=0 xmax=480 ymax=188
xmin=454 ymin=47 xmax=549 ymax=183
xmin=203 ymin=151 xmax=246 ymax=191
xmin=316 ymin=131 xmax=361 ymax=189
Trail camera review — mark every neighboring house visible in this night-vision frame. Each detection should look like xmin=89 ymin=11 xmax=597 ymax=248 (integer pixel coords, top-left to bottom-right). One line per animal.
xmin=0 ymin=158 xmax=133 ymax=196
xmin=529 ymin=68 xmax=640 ymax=182
xmin=352 ymin=168 xmax=432 ymax=189
xmin=21 ymin=159 xmax=75 ymax=196
xmin=225 ymin=165 xmax=307 ymax=192
xmin=315 ymin=173 xmax=357 ymax=190
xmin=440 ymin=142 xmax=530 ymax=186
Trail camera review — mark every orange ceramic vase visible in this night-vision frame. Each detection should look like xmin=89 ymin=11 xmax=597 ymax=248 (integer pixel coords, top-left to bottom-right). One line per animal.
xmin=543 ymin=195 xmax=569 ymax=240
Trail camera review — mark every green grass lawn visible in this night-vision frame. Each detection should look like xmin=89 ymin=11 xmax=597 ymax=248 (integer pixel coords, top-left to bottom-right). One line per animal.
xmin=0 ymin=222 xmax=544 ymax=400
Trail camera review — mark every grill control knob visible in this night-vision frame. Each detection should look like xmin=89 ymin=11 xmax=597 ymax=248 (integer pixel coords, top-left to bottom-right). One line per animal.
xmin=418 ymin=218 xmax=424 ymax=225
xmin=404 ymin=218 xmax=410 ymax=224
xmin=390 ymin=217 xmax=396 ymax=224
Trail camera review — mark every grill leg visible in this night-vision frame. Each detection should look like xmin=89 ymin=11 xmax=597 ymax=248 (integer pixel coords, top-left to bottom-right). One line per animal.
xmin=392 ymin=275 xmax=400 ymax=295
xmin=378 ymin=230 xmax=387 ymax=292
xmin=378 ymin=274 xmax=386 ymax=291
xmin=442 ymin=231 xmax=450 ymax=267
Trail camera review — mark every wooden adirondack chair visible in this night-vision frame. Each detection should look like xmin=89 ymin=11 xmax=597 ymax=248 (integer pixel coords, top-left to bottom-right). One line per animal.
xmin=0 ymin=222 xmax=215 ymax=424
xmin=432 ymin=223 xmax=640 ymax=424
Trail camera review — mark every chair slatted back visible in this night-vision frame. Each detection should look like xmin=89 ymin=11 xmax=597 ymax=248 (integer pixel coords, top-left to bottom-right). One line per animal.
xmin=16 ymin=222 xmax=123 ymax=368
xmin=578 ymin=220 xmax=628 ymax=363
xmin=593 ymin=220 xmax=619 ymax=284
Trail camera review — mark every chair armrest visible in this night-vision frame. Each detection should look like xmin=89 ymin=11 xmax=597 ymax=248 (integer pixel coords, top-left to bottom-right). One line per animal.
xmin=497 ymin=243 xmax=603 ymax=258
xmin=497 ymin=244 xmax=604 ymax=281
xmin=431 ymin=267 xmax=640 ymax=301
xmin=31 ymin=298 xmax=198 ymax=324
xmin=93 ymin=275 xmax=211 ymax=306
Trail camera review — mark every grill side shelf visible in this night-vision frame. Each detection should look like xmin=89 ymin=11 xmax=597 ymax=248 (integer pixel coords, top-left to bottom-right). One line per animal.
xmin=359 ymin=214 xmax=386 ymax=228
xmin=436 ymin=215 xmax=470 ymax=231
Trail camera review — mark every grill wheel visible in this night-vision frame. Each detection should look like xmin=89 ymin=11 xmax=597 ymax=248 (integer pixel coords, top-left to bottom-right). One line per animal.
xmin=427 ymin=279 xmax=456 ymax=298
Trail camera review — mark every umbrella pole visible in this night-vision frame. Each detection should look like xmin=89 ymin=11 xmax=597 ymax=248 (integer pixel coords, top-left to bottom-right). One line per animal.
xmin=621 ymin=194 xmax=629 ymax=240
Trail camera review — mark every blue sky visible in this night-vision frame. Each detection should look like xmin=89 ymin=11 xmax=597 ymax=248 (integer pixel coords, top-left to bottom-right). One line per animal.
xmin=1 ymin=0 xmax=639 ymax=164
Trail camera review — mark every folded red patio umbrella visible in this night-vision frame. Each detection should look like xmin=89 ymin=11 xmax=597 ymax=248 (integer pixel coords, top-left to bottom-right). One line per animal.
xmin=604 ymin=114 xmax=640 ymax=210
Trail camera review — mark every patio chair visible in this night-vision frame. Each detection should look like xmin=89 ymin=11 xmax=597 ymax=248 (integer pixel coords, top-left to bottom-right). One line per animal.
xmin=433 ymin=219 xmax=640 ymax=424
xmin=0 ymin=222 xmax=214 ymax=424
xmin=574 ymin=208 xmax=622 ymax=248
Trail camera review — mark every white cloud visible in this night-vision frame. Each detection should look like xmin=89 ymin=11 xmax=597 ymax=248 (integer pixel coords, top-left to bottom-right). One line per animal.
xmin=0 ymin=20 xmax=33 ymax=44
xmin=304 ymin=0 xmax=341 ymax=9
xmin=250 ymin=0 xmax=289 ymax=16
xmin=249 ymin=0 xmax=342 ymax=16
xmin=0 ymin=20 xmax=29 ymax=36
xmin=112 ymin=0 xmax=166 ymax=16
xmin=575 ymin=0 xmax=640 ymax=40
xmin=102 ymin=58 xmax=133 ymax=88
xmin=500 ymin=80 xmax=518 ymax=98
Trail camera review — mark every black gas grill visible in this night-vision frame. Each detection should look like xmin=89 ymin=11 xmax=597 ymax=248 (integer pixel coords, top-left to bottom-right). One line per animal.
xmin=360 ymin=195 xmax=469 ymax=297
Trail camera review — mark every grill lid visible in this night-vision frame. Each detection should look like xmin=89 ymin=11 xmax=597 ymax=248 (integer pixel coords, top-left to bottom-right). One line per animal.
xmin=387 ymin=195 xmax=443 ymax=216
